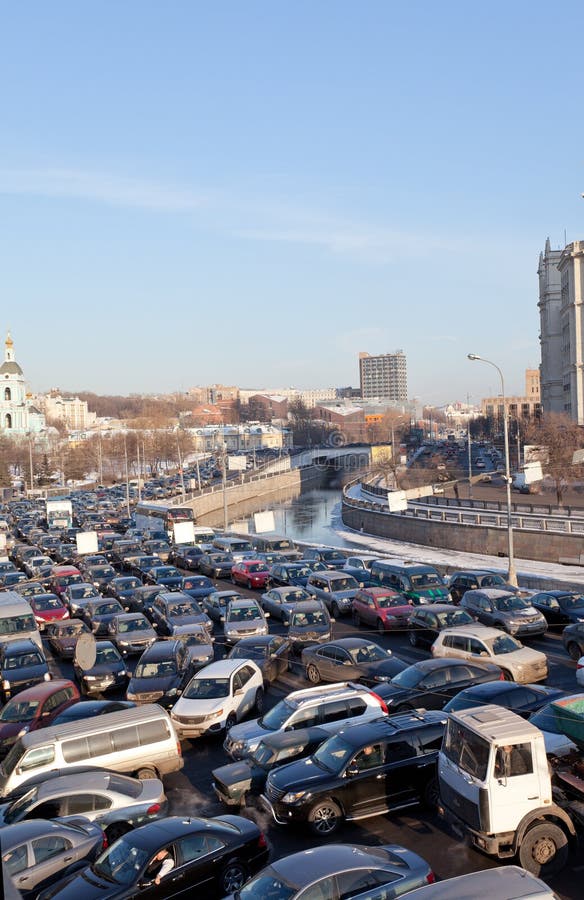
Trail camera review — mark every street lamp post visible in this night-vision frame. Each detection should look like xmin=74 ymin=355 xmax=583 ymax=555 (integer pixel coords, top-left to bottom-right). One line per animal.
xmin=467 ymin=354 xmax=517 ymax=586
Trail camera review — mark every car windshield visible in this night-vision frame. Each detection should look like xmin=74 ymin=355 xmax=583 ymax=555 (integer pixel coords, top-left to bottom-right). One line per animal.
xmin=183 ymin=677 xmax=229 ymax=699
xmin=481 ymin=575 xmax=506 ymax=586
xmin=493 ymin=594 xmax=529 ymax=611
xmin=95 ymin=647 xmax=121 ymax=664
xmin=271 ymin=541 xmax=292 ymax=550
xmin=391 ymin=666 xmax=423 ymax=688
xmin=410 ymin=571 xmax=442 ymax=587
xmin=95 ymin=604 xmax=119 ymax=616
xmin=93 ymin=839 xmax=150 ymax=886
xmin=118 ymin=618 xmax=150 ymax=633
xmin=260 ymin=699 xmax=295 ymax=731
xmin=313 ymin=735 xmax=354 ymax=773
xmin=375 ymin=595 xmax=405 ymax=608
xmin=91 ymin=567 xmax=112 ymax=577
xmin=135 ymin=660 xmax=177 ymax=678
xmin=239 ymin=870 xmax=296 ymax=899
xmin=168 ymin=602 xmax=198 ymax=617
xmin=117 ymin=579 xmax=140 ymax=590
xmin=290 ymin=566 xmax=311 ymax=577
xmin=349 ymin=643 xmax=387 ymax=663
xmin=443 ymin=718 xmax=490 ymax=781
xmin=58 ymin=622 xmax=87 ymax=636
xmin=323 ymin=551 xmax=344 ymax=561
xmin=281 ymin=590 xmax=309 ymax=602
xmin=487 ymin=634 xmax=523 ymax=655
xmin=329 ymin=578 xmax=357 ymax=591
xmin=212 ymin=555 xmax=230 ymax=563
xmin=156 ymin=568 xmax=177 ymax=577
xmin=5 ymin=652 xmax=44 ymax=669
xmin=0 ymin=699 xmax=40 ymax=723
xmin=4 ymin=786 xmax=39 ymax=824
xmin=562 ymin=594 xmax=584 ymax=609
xmin=436 ymin=610 xmax=473 ymax=627
xmin=33 ymin=596 xmax=64 ymax=611
xmin=230 ymin=643 xmax=264 ymax=659
xmin=183 ymin=579 xmax=207 ymax=589
xmin=228 ymin=606 xmax=262 ymax=622
xmin=246 ymin=563 xmax=268 ymax=574
xmin=291 ymin=610 xmax=326 ymax=627
xmin=0 ymin=614 xmax=36 ymax=636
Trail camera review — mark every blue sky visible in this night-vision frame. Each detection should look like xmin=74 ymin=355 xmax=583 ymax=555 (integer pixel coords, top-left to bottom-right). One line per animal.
xmin=1 ymin=1 xmax=583 ymax=403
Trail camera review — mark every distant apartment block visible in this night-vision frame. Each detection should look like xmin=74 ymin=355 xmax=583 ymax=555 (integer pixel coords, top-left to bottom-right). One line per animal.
xmin=481 ymin=370 xmax=542 ymax=423
xmin=39 ymin=392 xmax=96 ymax=431
xmin=359 ymin=351 xmax=407 ymax=401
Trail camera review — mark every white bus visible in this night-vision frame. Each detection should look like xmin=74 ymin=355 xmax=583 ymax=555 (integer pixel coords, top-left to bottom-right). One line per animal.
xmin=134 ymin=502 xmax=195 ymax=542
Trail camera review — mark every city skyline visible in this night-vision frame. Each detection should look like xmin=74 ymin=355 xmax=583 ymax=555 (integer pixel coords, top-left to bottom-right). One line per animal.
xmin=2 ymin=2 xmax=583 ymax=401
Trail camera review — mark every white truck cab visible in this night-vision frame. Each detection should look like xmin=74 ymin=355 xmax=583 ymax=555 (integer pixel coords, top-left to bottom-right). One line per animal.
xmin=439 ymin=705 xmax=577 ymax=877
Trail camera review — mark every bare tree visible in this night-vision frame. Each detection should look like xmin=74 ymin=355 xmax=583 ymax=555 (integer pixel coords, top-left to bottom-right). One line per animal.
xmin=525 ymin=413 xmax=584 ymax=507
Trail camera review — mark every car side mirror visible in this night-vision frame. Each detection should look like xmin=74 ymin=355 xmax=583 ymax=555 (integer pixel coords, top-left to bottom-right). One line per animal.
xmin=234 ymin=687 xmax=243 ymax=696
xmin=346 ymin=765 xmax=358 ymax=777
xmin=264 ymin=612 xmax=270 ymax=618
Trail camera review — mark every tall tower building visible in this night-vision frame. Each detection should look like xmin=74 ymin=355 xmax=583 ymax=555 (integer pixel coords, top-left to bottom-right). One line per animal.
xmin=358 ymin=350 xmax=407 ymax=401
xmin=557 ymin=241 xmax=584 ymax=424
xmin=538 ymin=238 xmax=563 ymax=414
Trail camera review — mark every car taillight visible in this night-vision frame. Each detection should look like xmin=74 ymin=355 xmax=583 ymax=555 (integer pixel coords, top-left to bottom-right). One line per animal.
xmin=101 ymin=831 xmax=108 ymax=850
xmin=146 ymin=803 xmax=161 ymax=815
xmin=177 ymin=740 xmax=182 ymax=756
xmin=257 ymin=833 xmax=267 ymax=849
xmin=499 ymin=670 xmax=505 ymax=680
xmin=426 ymin=871 xmax=436 ymax=884
xmin=370 ymin=691 xmax=389 ymax=714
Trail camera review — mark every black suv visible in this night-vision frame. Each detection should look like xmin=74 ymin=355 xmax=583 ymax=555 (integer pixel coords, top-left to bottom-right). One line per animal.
xmin=260 ymin=710 xmax=446 ymax=835
xmin=448 ymin=570 xmax=517 ymax=604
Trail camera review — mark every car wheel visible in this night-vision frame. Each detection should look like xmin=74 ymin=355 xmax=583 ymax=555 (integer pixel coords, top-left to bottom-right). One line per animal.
xmin=137 ymin=767 xmax=157 ymax=780
xmin=306 ymin=663 xmax=321 ymax=684
xmin=105 ymin=822 xmax=131 ymax=843
xmin=308 ymin=799 xmax=342 ymax=835
xmin=567 ymin=641 xmax=583 ymax=661
xmin=424 ymin=776 xmax=440 ymax=809
xmin=395 ymin=703 xmax=413 ymax=714
xmin=332 ymin=602 xmax=340 ymax=618
xmin=518 ymin=822 xmax=569 ymax=877
xmin=247 ymin=579 xmax=252 ymax=590
xmin=352 ymin=611 xmax=361 ymax=627
xmin=220 ymin=860 xmax=248 ymax=895
xmin=225 ymin=712 xmax=237 ymax=732
xmin=408 ymin=629 xmax=418 ymax=647
xmin=377 ymin=618 xmax=385 ymax=635
xmin=254 ymin=687 xmax=264 ymax=714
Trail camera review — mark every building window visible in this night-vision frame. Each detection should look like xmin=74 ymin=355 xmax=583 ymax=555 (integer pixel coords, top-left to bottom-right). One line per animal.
xmin=5 ymin=413 xmax=12 ymax=429
xmin=4 ymin=387 xmax=10 ymax=401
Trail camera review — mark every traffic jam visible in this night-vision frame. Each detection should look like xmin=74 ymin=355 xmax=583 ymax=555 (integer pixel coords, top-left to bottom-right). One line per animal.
xmin=0 ymin=481 xmax=582 ymax=899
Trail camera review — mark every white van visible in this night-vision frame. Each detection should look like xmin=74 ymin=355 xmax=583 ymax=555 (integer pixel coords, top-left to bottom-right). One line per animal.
xmin=0 ymin=592 xmax=42 ymax=648
xmin=0 ymin=704 xmax=182 ymax=797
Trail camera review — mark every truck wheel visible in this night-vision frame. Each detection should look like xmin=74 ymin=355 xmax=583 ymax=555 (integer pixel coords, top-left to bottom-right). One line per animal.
xmin=518 ymin=822 xmax=569 ymax=877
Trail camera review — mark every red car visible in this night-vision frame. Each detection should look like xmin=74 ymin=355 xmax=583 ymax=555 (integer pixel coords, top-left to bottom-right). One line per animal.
xmin=0 ymin=679 xmax=80 ymax=757
xmin=231 ymin=559 xmax=271 ymax=589
xmin=352 ymin=587 xmax=414 ymax=634
xmin=30 ymin=593 xmax=70 ymax=631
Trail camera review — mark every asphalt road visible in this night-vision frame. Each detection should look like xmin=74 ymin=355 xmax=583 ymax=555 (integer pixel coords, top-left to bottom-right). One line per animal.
xmin=39 ymin=566 xmax=582 ymax=899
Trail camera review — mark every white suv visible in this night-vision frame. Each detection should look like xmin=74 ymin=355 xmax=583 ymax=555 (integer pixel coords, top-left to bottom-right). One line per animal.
xmin=224 ymin=681 xmax=388 ymax=760
xmin=170 ymin=658 xmax=263 ymax=739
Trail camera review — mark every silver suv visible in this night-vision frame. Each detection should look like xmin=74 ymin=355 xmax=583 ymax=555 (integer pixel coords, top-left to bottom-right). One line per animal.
xmin=459 ymin=589 xmax=547 ymax=638
xmin=224 ymin=681 xmax=388 ymax=760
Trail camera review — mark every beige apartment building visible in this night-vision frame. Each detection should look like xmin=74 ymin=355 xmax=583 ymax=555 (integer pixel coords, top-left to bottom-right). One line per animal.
xmin=481 ymin=370 xmax=541 ymax=423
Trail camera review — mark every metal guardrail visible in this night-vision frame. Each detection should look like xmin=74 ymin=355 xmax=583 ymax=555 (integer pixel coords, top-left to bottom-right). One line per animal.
xmin=167 ymin=461 xmax=314 ymax=507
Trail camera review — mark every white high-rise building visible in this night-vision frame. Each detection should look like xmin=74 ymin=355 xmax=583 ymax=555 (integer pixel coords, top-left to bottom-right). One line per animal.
xmin=358 ymin=350 xmax=407 ymax=401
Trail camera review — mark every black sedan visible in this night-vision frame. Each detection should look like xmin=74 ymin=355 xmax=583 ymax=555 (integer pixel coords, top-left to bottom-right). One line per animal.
xmin=198 ymin=553 xmax=235 ymax=579
xmin=301 ymin=638 xmax=407 ymax=687
xmin=105 ymin=576 xmax=143 ymax=604
xmin=106 ymin=613 xmax=157 ymax=656
xmin=79 ymin=599 xmax=125 ymax=636
xmin=142 ymin=566 xmax=183 ymax=590
xmin=269 ymin=562 xmax=322 ymax=588
xmin=260 ymin=586 xmax=314 ymax=623
xmin=563 ymin=623 xmax=584 ymax=660
xmin=39 ymin=814 xmax=270 ymax=899
xmin=84 ymin=564 xmax=117 ymax=590
xmin=375 ymin=658 xmax=503 ymax=713
xmin=0 ymin=640 xmax=50 ymax=702
xmin=228 ymin=636 xmax=291 ymax=685
xmin=179 ymin=575 xmax=215 ymax=602
xmin=73 ymin=641 xmax=128 ymax=696
xmin=530 ymin=590 xmax=584 ymax=629
xmin=442 ymin=681 xmax=565 ymax=716
xmin=169 ymin=545 xmax=204 ymax=570
xmin=126 ymin=640 xmax=194 ymax=707
xmin=127 ymin=555 xmax=163 ymax=580
xmin=124 ymin=585 xmax=163 ymax=616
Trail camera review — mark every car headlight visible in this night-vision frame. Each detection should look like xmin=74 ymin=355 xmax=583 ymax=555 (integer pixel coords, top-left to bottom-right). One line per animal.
xmin=17 ymin=725 xmax=30 ymax=737
xmin=230 ymin=739 xmax=246 ymax=753
xmin=119 ymin=670 xmax=127 ymax=676
xmin=282 ymin=790 xmax=307 ymax=804
xmin=373 ymin=675 xmax=389 ymax=681
xmin=2 ymin=679 xmax=10 ymax=690
xmin=213 ymin=708 xmax=224 ymax=718
xmin=44 ymin=672 xmax=51 ymax=681
xmin=167 ymin=687 xmax=178 ymax=697
xmin=119 ymin=640 xmax=129 ymax=646
xmin=85 ymin=675 xmax=97 ymax=681
xmin=126 ymin=691 xmax=136 ymax=700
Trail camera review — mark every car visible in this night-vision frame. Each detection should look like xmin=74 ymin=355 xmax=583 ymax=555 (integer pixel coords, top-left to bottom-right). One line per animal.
xmin=0 ymin=570 xmax=28 ymax=588
xmin=51 ymin=699 xmax=136 ymax=727
xmin=0 ymin=639 xmax=51 ymax=702
xmin=442 ymin=681 xmax=565 ymax=717
xmin=407 ymin=603 xmax=475 ymax=649
xmin=141 ymin=539 xmax=171 ymax=563
xmin=269 ymin=562 xmax=324 ymax=588
xmin=231 ymin=559 xmax=270 ymax=590
xmin=79 ymin=598 xmax=125 ymax=635
xmin=23 ymin=555 xmax=54 ymax=579
xmin=228 ymin=635 xmax=290 ymax=685
xmin=351 ymin=587 xmax=413 ymax=634
xmin=2 ymin=818 xmax=106 ymax=898
xmin=562 ymin=622 xmax=584 ymax=660
xmin=62 ymin=582 xmax=100 ymax=616
xmin=223 ymin=598 xmax=269 ymax=646
xmin=224 ymin=681 xmax=389 ymax=760
xmin=170 ymin=658 xmax=264 ymax=739
xmin=343 ymin=555 xmax=379 ymax=572
xmin=126 ymin=640 xmax=196 ymax=708
xmin=126 ymin=555 xmax=163 ymax=580
xmin=38 ymin=814 xmax=270 ymax=899
xmin=123 ymin=585 xmax=163 ymax=616
xmin=73 ymin=640 xmax=129 ymax=696
xmin=287 ymin=600 xmax=334 ymax=655
xmin=0 ymin=680 xmax=80 ymax=758
xmin=259 ymin=586 xmax=313 ymax=623
xmin=578 ymin=656 xmax=584 ymax=688
xmin=172 ymin=625 xmax=215 ymax=672
xmin=105 ymin=576 xmax=143 ymax=604
xmin=213 ymin=726 xmax=331 ymax=807
xmin=530 ymin=590 xmax=584 ymax=629
xmin=142 ymin=565 xmax=183 ymax=590
xmin=233 ymin=842 xmax=435 ymax=900
xmin=448 ymin=570 xmax=521 ymax=604
xmin=178 ymin=575 xmax=215 ymax=602
xmin=106 ymin=613 xmax=157 ymax=656
xmin=0 ymin=771 xmax=167 ymax=842
xmin=529 ymin=698 xmax=580 ymax=756
xmin=260 ymin=710 xmax=446 ymax=834
xmin=302 ymin=638 xmax=407 ymax=687
xmin=202 ymin=590 xmax=243 ymax=624
xmin=306 ymin=571 xmax=360 ymax=618
xmin=303 ymin=547 xmax=347 ymax=569
xmin=375 ymin=658 xmax=503 ymax=713
xmin=149 ymin=592 xmax=213 ymax=638
xmin=28 ymin=593 xmax=70 ymax=632
xmin=431 ymin=625 xmax=549 ymax=683
xmin=339 ymin=565 xmax=374 ymax=588
xmin=198 ymin=552 xmax=236 ymax=579
xmin=14 ymin=580 xmax=48 ymax=599
xmin=459 ymin=589 xmax=548 ymax=637
xmin=168 ymin=545 xmax=204 ymax=570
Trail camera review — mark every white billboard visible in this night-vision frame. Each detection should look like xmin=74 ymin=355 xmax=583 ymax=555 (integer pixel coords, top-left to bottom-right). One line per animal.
xmin=254 ymin=511 xmax=276 ymax=533
xmin=387 ymin=491 xmax=408 ymax=512
xmin=523 ymin=461 xmax=543 ymax=485
xmin=76 ymin=531 xmax=99 ymax=555
xmin=173 ymin=521 xmax=195 ymax=545
xmin=228 ymin=455 xmax=247 ymax=472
